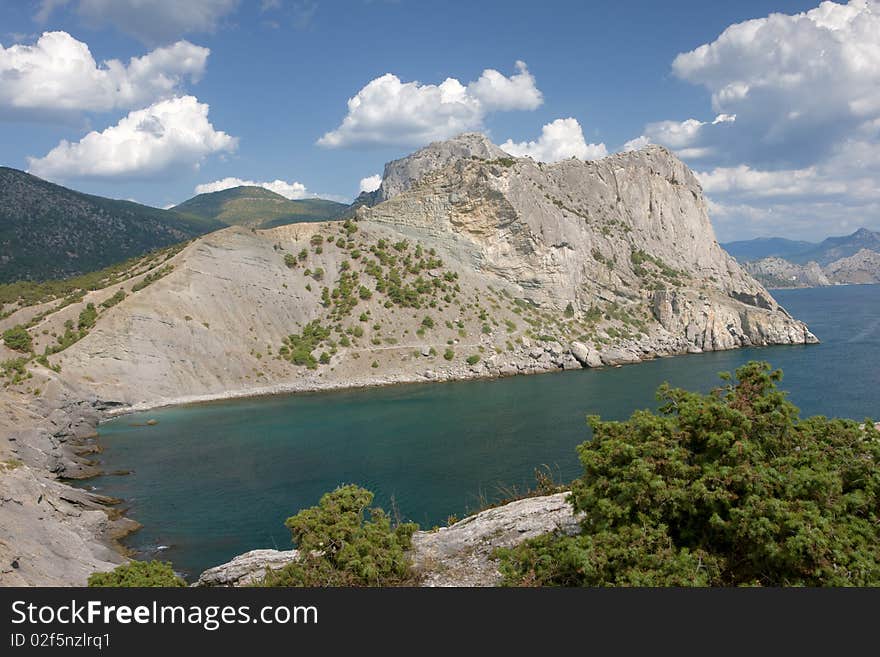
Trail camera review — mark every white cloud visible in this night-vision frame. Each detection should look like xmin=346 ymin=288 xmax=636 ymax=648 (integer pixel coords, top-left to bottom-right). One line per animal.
xmin=671 ymin=0 xmax=880 ymax=166
xmin=620 ymin=2 xmax=880 ymax=240
xmin=195 ymin=177 xmax=310 ymax=199
xmin=624 ymin=113 xmax=736 ymax=158
xmin=359 ymin=174 xmax=382 ymax=193
xmin=501 ymin=118 xmax=607 ymax=163
xmin=466 ymin=61 xmax=543 ymax=112
xmin=37 ymin=0 xmax=240 ymax=44
xmin=27 ymin=95 xmax=236 ymax=180
xmin=622 ymin=135 xmax=651 ymax=152
xmin=318 ymin=61 xmax=543 ymax=148
xmin=0 ymin=32 xmax=208 ymax=118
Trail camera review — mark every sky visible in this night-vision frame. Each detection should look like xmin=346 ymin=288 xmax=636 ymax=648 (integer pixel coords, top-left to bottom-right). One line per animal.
xmin=1 ymin=0 xmax=878 ymax=241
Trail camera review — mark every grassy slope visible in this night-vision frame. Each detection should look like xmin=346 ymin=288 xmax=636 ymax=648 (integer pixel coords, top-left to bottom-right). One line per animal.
xmin=173 ymin=186 xmax=349 ymax=229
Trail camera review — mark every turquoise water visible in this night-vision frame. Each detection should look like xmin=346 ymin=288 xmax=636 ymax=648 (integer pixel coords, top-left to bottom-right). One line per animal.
xmin=89 ymin=284 xmax=880 ymax=578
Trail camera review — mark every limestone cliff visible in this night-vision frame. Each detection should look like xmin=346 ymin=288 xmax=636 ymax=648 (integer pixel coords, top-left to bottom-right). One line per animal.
xmin=359 ymin=134 xmax=816 ymax=356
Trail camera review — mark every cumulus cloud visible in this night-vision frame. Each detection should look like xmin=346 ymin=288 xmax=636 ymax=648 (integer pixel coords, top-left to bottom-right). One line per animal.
xmin=0 ymin=32 xmax=208 ymax=119
xmin=671 ymin=0 xmax=880 ymax=166
xmin=501 ymin=118 xmax=607 ymax=163
xmin=195 ymin=177 xmax=310 ymax=199
xmin=623 ymin=114 xmax=735 ymax=158
xmin=359 ymin=174 xmax=382 ymax=193
xmin=37 ymin=0 xmax=240 ymax=44
xmin=619 ymin=2 xmax=880 ymax=239
xmin=318 ymin=61 xmax=543 ymax=148
xmin=27 ymin=95 xmax=237 ymax=180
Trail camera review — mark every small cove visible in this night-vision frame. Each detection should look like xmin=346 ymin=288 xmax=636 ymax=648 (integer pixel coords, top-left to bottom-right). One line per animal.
xmin=87 ymin=284 xmax=880 ymax=578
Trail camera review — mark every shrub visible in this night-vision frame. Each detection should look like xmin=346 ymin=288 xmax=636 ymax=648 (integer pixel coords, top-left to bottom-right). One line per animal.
xmin=466 ymin=354 xmax=480 ymax=365
xmin=564 ymin=302 xmax=575 ymax=318
xmin=497 ymin=362 xmax=880 ymax=587
xmin=421 ymin=316 xmax=434 ymax=329
xmin=88 ymin=561 xmax=186 ymax=587
xmin=77 ymin=302 xmax=97 ymax=331
xmin=259 ymin=486 xmax=417 ymax=587
xmin=2 ymin=325 xmax=32 ymax=353
xmin=284 ymin=253 xmax=297 ymax=268
xmin=443 ymin=348 xmax=454 ymax=361
xmin=100 ymin=290 xmax=126 ymax=309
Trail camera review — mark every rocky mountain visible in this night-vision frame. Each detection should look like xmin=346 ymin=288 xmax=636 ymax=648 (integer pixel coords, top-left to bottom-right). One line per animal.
xmin=726 ymin=228 xmax=880 ymax=288
xmin=824 ymin=249 xmax=880 ymax=284
xmin=795 ymin=228 xmax=880 ymax=266
xmin=0 ymin=167 xmax=224 ymax=284
xmin=173 ymin=186 xmax=348 ymax=229
xmin=742 ymin=257 xmax=831 ymax=289
xmin=0 ymin=133 xmax=817 ymax=585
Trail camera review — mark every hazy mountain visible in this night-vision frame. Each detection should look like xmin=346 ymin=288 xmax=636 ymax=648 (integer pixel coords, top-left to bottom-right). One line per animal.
xmin=721 ymin=237 xmax=816 ymax=262
xmin=723 ymin=228 xmax=880 ymax=265
xmin=172 ymin=186 xmax=348 ymax=229
xmin=792 ymin=228 xmax=880 ymax=265
xmin=0 ymin=167 xmax=223 ymax=284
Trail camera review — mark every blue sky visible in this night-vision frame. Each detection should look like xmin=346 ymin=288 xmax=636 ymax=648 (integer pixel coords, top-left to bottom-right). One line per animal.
xmin=1 ymin=0 xmax=878 ymax=241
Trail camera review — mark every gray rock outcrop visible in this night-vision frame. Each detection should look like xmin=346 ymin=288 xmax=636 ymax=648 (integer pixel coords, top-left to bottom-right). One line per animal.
xmin=195 ymin=492 xmax=579 ymax=588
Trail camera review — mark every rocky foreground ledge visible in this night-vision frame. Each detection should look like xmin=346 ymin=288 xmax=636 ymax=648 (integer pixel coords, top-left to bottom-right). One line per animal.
xmin=196 ymin=492 xmax=580 ymax=587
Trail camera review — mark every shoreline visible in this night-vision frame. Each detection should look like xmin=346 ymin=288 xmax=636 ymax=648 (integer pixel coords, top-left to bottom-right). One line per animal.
xmin=100 ymin=337 xmax=821 ymax=419
xmin=2 ymin=335 xmax=821 ymax=586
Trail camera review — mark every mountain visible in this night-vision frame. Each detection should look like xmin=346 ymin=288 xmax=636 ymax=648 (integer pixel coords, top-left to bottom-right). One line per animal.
xmin=823 ymin=249 xmax=880 ymax=284
xmin=728 ymin=228 xmax=880 ymax=288
xmin=721 ymin=237 xmax=816 ymax=262
xmin=0 ymin=167 xmax=223 ymax=284
xmin=792 ymin=227 xmax=880 ymax=265
xmin=723 ymin=228 xmax=880 ymax=266
xmin=172 ymin=186 xmax=348 ymax=229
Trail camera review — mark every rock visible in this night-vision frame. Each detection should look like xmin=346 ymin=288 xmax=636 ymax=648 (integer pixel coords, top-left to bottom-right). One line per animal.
xmin=195 ymin=492 xmax=581 ymax=588
xmin=195 ymin=548 xmax=300 ymax=587
xmin=570 ymin=341 xmax=602 ymax=368
xmin=420 ymin=345 xmax=431 ymax=357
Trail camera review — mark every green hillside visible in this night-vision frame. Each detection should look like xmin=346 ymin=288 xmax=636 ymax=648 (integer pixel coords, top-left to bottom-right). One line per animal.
xmin=173 ymin=186 xmax=349 ymax=229
xmin=0 ymin=167 xmax=224 ymax=284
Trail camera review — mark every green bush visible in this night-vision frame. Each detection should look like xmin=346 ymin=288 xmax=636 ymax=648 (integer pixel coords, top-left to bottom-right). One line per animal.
xmin=100 ymin=290 xmax=126 ymax=309
xmin=443 ymin=348 xmax=454 ymax=361
xmin=260 ymin=485 xmax=417 ymax=587
xmin=77 ymin=302 xmax=97 ymax=331
xmin=497 ymin=362 xmax=880 ymax=587
xmin=2 ymin=325 xmax=32 ymax=353
xmin=284 ymin=253 xmax=297 ymax=268
xmin=421 ymin=315 xmax=434 ymax=328
xmin=88 ymin=561 xmax=186 ymax=587
xmin=466 ymin=354 xmax=480 ymax=365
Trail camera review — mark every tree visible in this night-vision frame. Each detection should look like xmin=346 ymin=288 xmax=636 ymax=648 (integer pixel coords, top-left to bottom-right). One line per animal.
xmin=2 ymin=325 xmax=32 ymax=353
xmin=88 ymin=560 xmax=186 ymax=587
xmin=260 ymin=485 xmax=418 ymax=586
xmin=497 ymin=362 xmax=880 ymax=587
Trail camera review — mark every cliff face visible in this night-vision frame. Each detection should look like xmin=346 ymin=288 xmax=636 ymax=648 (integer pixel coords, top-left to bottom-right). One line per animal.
xmin=359 ymin=134 xmax=816 ymax=354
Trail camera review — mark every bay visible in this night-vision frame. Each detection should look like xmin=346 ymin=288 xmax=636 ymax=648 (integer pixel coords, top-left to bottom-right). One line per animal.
xmin=87 ymin=284 xmax=880 ymax=578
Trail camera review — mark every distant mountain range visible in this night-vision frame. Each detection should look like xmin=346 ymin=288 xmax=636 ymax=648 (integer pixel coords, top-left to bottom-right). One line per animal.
xmin=0 ymin=168 xmax=349 ymax=284
xmin=722 ymin=228 xmax=880 ymax=287
xmin=172 ymin=186 xmax=348 ymax=229
xmin=722 ymin=228 xmax=880 ymax=265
